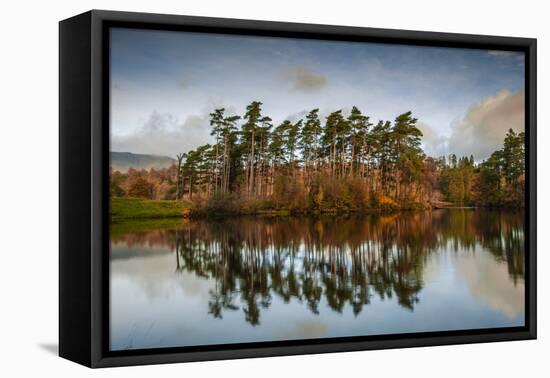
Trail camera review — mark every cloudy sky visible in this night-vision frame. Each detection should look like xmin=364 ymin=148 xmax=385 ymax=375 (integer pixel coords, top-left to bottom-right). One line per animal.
xmin=110 ymin=27 xmax=525 ymax=161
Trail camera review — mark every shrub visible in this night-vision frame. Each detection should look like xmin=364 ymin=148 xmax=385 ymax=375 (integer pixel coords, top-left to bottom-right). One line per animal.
xmin=346 ymin=177 xmax=371 ymax=210
xmin=372 ymin=194 xmax=400 ymax=212
xmin=241 ymin=198 xmax=276 ymax=214
xmin=273 ymin=174 xmax=308 ymax=211
xmin=193 ymin=194 xmax=240 ymax=216
xmin=127 ymin=176 xmax=153 ymax=198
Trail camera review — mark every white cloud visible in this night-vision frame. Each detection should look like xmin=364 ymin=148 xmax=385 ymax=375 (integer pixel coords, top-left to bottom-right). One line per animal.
xmin=111 ymin=111 xmax=211 ymax=157
xmin=446 ymin=89 xmax=524 ymax=160
xmin=417 ymin=121 xmax=449 ymax=158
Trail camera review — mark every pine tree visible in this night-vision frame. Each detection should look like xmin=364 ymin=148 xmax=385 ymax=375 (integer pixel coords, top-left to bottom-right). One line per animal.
xmin=242 ymin=101 xmax=264 ymax=195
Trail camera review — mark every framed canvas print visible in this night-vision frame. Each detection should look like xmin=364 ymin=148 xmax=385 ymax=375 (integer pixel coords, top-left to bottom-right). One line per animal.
xmin=59 ymin=10 xmax=537 ymax=368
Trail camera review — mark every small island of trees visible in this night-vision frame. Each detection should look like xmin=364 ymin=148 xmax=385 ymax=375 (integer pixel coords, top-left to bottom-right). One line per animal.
xmin=110 ymin=101 xmax=525 ymax=219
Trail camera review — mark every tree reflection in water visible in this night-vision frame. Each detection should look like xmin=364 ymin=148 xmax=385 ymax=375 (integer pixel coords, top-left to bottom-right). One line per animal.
xmin=113 ymin=209 xmax=524 ymax=326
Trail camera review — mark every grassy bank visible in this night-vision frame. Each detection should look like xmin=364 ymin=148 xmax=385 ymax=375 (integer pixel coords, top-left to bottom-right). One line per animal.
xmin=110 ymin=196 xmax=432 ymax=222
xmin=110 ymin=197 xmax=191 ymax=221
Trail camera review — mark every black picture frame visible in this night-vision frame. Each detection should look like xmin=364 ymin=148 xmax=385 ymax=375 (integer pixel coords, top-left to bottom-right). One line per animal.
xmin=59 ymin=9 xmax=537 ymax=368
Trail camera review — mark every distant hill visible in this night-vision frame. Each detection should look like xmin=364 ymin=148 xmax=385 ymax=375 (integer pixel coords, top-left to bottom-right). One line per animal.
xmin=110 ymin=152 xmax=175 ymax=172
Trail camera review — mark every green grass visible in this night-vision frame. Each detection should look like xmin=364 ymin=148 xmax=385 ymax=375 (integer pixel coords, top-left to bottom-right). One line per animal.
xmin=110 ymin=197 xmax=191 ymax=221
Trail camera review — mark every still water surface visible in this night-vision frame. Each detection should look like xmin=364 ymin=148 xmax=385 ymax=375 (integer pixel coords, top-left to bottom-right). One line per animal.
xmin=110 ymin=209 xmax=525 ymax=351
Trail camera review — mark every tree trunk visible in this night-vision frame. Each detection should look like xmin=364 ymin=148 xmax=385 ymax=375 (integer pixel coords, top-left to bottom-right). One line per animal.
xmin=249 ymin=129 xmax=255 ymax=196
xmin=214 ymin=138 xmax=219 ymax=193
xmin=257 ymin=136 xmax=263 ymax=197
xmin=223 ymin=138 xmax=228 ymax=194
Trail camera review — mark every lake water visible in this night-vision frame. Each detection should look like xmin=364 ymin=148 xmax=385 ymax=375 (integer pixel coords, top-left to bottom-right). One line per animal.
xmin=109 ymin=209 xmax=525 ymax=351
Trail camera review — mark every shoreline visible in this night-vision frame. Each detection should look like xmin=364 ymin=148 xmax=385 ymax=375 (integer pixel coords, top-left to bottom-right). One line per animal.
xmin=110 ymin=197 xmax=523 ymax=222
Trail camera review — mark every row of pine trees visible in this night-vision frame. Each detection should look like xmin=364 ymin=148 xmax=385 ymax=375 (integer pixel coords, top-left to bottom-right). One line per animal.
xmin=111 ymin=101 xmax=526 ymax=211
xmin=175 ymin=102 xmax=427 ymax=201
